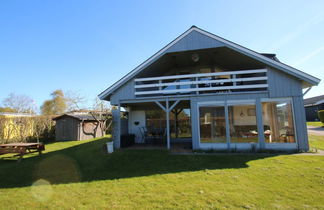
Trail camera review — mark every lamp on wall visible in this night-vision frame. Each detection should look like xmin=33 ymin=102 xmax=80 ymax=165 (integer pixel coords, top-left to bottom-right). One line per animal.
xmin=240 ymin=110 xmax=245 ymax=118
xmin=191 ymin=53 xmax=200 ymax=62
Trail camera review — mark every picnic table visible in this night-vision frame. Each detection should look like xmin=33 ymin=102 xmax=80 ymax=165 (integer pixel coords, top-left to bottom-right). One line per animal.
xmin=0 ymin=143 xmax=45 ymax=161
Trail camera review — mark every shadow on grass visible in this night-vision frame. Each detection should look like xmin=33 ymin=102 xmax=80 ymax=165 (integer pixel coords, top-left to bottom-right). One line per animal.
xmin=308 ymin=126 xmax=324 ymax=131
xmin=0 ymin=138 xmax=276 ymax=189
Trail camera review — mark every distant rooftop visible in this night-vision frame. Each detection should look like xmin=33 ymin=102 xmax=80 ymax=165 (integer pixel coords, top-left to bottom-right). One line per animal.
xmin=304 ymin=95 xmax=324 ymax=106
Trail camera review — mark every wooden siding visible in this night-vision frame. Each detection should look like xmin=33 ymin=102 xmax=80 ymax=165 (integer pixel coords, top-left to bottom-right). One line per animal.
xmin=55 ymin=117 xmax=79 ymax=141
xmin=79 ymin=121 xmax=103 ymax=140
xmin=55 ymin=117 xmax=104 ymax=141
xmin=111 ymin=80 xmax=135 ymax=105
xmin=292 ymin=95 xmax=309 ymax=151
xmin=165 ymin=30 xmax=224 ymax=53
xmin=267 ymin=67 xmax=303 ymax=98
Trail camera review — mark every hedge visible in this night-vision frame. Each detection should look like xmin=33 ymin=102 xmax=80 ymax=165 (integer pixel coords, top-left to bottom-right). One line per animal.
xmin=318 ymin=110 xmax=324 ymax=124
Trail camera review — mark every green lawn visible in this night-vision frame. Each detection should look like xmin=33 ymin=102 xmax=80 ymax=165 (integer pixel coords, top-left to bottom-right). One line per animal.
xmin=307 ymin=121 xmax=323 ymax=127
xmin=0 ymin=136 xmax=324 ymax=209
xmin=309 ymin=134 xmax=324 ymax=150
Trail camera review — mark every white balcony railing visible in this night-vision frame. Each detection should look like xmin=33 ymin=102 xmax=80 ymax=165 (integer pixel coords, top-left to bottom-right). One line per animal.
xmin=135 ymin=68 xmax=268 ymax=96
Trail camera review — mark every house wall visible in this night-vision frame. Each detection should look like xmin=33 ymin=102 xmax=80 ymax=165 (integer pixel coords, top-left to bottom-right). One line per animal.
xmin=128 ymin=110 xmax=146 ymax=143
xmin=267 ymin=67 xmax=303 ymax=98
xmin=110 ymin=80 xmax=135 ymax=105
xmin=110 ymin=66 xmax=309 ymax=151
xmin=165 ymin=30 xmax=225 ymax=53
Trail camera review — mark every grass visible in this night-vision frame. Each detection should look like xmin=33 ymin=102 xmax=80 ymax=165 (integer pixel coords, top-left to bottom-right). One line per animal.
xmin=0 ymin=136 xmax=323 ymax=209
xmin=307 ymin=121 xmax=323 ymax=127
xmin=309 ymin=134 xmax=324 ymax=150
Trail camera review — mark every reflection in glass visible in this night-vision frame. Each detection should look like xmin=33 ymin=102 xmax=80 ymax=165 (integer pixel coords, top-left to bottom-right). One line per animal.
xmin=199 ymin=106 xmax=226 ymax=143
xmin=228 ymin=105 xmax=258 ymax=143
xmin=262 ymin=101 xmax=295 ymax=143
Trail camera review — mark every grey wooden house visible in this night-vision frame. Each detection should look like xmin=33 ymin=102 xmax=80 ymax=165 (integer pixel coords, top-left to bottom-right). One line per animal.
xmin=99 ymin=26 xmax=320 ymax=151
xmin=53 ymin=114 xmax=104 ymax=141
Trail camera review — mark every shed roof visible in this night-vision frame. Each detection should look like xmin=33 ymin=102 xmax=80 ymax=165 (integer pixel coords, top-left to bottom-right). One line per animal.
xmin=98 ymin=26 xmax=320 ymax=100
xmin=53 ymin=114 xmax=100 ymax=121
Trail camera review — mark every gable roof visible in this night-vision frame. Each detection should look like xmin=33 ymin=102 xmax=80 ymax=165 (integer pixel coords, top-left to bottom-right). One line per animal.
xmin=99 ymin=26 xmax=320 ymax=100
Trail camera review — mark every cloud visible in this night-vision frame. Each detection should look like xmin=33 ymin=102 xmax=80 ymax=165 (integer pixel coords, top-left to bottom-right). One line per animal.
xmin=268 ymin=13 xmax=324 ymax=52
xmin=294 ymin=45 xmax=324 ymax=66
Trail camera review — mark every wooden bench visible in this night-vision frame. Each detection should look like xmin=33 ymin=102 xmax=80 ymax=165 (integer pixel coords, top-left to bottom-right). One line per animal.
xmin=0 ymin=143 xmax=45 ymax=161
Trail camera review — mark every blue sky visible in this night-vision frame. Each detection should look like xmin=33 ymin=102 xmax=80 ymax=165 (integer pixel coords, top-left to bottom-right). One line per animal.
xmin=0 ymin=0 xmax=323 ymax=110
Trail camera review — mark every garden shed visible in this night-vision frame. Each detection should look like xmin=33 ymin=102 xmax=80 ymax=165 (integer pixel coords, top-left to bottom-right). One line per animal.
xmin=53 ymin=114 xmax=104 ymax=141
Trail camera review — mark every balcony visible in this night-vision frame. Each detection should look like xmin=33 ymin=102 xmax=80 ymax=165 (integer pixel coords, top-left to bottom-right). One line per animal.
xmin=135 ymin=68 xmax=268 ymax=97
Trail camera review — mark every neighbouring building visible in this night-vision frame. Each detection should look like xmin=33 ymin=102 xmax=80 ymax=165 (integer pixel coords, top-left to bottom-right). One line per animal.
xmin=98 ymin=26 xmax=320 ymax=152
xmin=53 ymin=114 xmax=104 ymax=141
xmin=304 ymin=95 xmax=324 ymax=121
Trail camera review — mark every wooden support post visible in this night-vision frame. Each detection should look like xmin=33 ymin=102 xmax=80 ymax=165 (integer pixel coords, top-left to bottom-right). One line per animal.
xmin=256 ymin=99 xmax=265 ymax=150
xmin=174 ymin=109 xmax=178 ymax=139
xmin=166 ymin=98 xmax=170 ymax=149
xmin=225 ymin=102 xmax=231 ymax=152
xmin=117 ymin=103 xmax=121 ymax=148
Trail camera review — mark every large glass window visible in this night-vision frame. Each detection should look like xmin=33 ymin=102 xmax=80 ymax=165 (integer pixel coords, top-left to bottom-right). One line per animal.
xmin=199 ymin=106 xmax=226 ymax=143
xmin=262 ymin=100 xmax=295 ymax=143
xmin=228 ymin=104 xmax=258 ymax=143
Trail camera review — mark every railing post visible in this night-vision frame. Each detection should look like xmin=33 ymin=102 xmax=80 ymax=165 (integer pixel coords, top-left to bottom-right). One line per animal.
xmin=195 ymin=77 xmax=199 ymax=95
xmin=232 ymin=74 xmax=236 ymax=86
xmin=159 ymin=80 xmax=162 ymax=91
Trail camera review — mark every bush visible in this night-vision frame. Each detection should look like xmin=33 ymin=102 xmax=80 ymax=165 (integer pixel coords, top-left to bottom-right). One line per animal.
xmin=318 ymin=110 xmax=324 ymax=124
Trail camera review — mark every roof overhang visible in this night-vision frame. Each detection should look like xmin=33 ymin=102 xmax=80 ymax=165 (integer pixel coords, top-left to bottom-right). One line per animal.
xmin=99 ymin=26 xmax=321 ymax=100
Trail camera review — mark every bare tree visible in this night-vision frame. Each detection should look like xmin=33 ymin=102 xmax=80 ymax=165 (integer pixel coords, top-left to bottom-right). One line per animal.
xmin=2 ymin=93 xmax=36 ymax=114
xmin=65 ymin=90 xmax=87 ymax=112
xmin=89 ymin=97 xmax=112 ymax=136
xmin=32 ymin=116 xmax=47 ymax=143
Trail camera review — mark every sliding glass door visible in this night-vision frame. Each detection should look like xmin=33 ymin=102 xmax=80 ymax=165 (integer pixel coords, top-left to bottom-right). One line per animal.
xmin=199 ymin=106 xmax=226 ymax=143
xmin=228 ymin=104 xmax=258 ymax=143
xmin=199 ymin=101 xmax=258 ymax=145
xmin=198 ymin=98 xmax=296 ymax=148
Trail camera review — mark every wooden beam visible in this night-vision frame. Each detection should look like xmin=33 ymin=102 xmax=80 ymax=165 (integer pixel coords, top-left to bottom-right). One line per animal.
xmin=169 ymin=100 xmax=180 ymax=112
xmin=154 ymin=100 xmax=166 ymax=112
